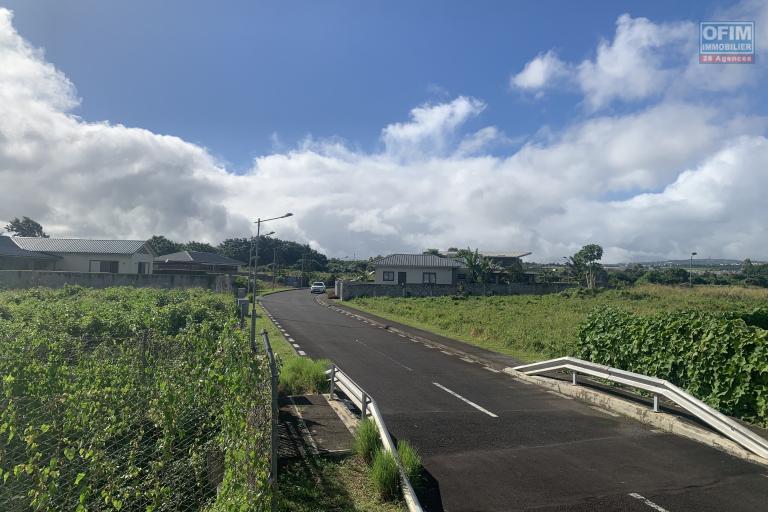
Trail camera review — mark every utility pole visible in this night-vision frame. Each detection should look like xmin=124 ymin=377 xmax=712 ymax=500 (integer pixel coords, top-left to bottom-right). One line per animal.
xmin=272 ymin=248 xmax=277 ymax=289
xmin=690 ymin=251 xmax=697 ymax=287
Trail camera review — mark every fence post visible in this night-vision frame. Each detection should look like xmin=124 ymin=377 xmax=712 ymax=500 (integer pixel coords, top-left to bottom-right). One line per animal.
xmin=329 ymin=365 xmax=336 ymax=396
xmin=361 ymin=391 xmax=369 ymax=417
xmin=653 ymin=394 xmax=659 ymax=413
xmin=572 ymin=371 xmax=577 ymax=385
xmin=261 ymin=329 xmax=279 ymax=511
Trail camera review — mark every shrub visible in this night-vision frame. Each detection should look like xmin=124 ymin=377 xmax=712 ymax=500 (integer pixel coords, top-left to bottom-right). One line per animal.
xmin=578 ymin=307 xmax=768 ymax=426
xmin=279 ymin=357 xmax=330 ymax=395
xmin=354 ymin=418 xmax=380 ymax=464
xmin=397 ymin=440 xmax=422 ymax=488
xmin=371 ymin=449 xmax=400 ymax=501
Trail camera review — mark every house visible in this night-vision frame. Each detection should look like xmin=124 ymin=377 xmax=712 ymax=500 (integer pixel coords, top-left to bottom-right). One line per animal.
xmin=0 ymin=236 xmax=60 ymax=270
xmin=373 ymin=254 xmax=463 ymax=285
xmin=4 ymin=237 xmax=155 ymax=274
xmin=154 ymin=251 xmax=245 ymax=274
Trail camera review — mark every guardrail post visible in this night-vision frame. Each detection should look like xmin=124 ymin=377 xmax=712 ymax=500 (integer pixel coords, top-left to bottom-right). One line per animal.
xmin=572 ymin=371 xmax=577 ymax=385
xmin=329 ymin=365 xmax=336 ymax=396
xmin=361 ymin=391 xmax=369 ymax=417
xmin=653 ymin=394 xmax=659 ymax=413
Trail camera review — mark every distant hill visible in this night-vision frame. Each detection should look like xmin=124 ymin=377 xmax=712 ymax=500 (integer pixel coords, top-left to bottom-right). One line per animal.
xmin=634 ymin=258 xmax=757 ymax=267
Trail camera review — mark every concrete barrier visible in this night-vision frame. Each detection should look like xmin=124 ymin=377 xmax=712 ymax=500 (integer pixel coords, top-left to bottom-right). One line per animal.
xmin=0 ymin=270 xmax=232 ymax=292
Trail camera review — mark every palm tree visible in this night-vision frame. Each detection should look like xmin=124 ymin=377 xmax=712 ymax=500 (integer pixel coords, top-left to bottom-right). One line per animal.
xmin=460 ymin=248 xmax=483 ymax=283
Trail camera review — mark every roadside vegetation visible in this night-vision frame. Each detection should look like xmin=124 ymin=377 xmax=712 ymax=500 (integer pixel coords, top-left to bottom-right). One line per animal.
xmin=0 ymin=286 xmax=269 ymax=511
xmin=348 ymin=284 xmax=768 ymax=361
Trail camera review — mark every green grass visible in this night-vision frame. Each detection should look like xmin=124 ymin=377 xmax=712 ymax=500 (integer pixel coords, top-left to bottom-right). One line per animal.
xmin=371 ymin=450 xmax=400 ymax=501
xmin=354 ymin=418 xmax=381 ymax=465
xmin=347 ymin=284 xmax=768 ymax=362
xmin=396 ymin=440 xmax=422 ymax=489
xmin=254 ymin=304 xmax=297 ymax=363
xmin=278 ymin=454 xmax=405 ymax=511
xmin=279 ymin=357 xmax=331 ymax=395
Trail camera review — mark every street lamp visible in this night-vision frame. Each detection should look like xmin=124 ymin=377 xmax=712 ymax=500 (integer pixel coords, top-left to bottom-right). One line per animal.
xmin=690 ymin=251 xmax=697 ymax=287
xmin=249 ymin=213 xmax=293 ymax=345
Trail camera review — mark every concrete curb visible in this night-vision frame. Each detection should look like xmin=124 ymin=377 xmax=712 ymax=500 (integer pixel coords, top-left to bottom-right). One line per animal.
xmin=502 ymin=367 xmax=768 ymax=468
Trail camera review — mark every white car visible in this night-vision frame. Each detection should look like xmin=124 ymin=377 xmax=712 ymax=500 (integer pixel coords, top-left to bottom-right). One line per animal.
xmin=310 ymin=281 xmax=326 ymax=294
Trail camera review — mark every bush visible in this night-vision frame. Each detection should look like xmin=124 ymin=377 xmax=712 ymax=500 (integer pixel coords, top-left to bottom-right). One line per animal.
xmin=578 ymin=307 xmax=768 ymax=426
xmin=397 ymin=440 xmax=422 ymax=488
xmin=371 ymin=449 xmax=400 ymax=501
xmin=354 ymin=418 xmax=380 ymax=464
xmin=279 ymin=357 xmax=330 ymax=395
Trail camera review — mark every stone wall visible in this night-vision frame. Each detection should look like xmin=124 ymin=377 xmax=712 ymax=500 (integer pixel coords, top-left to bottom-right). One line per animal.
xmin=336 ymin=280 xmax=572 ymax=301
xmin=0 ymin=270 xmax=233 ymax=292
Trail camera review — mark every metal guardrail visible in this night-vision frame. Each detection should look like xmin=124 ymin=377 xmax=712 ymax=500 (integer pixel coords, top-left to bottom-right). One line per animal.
xmin=514 ymin=356 xmax=768 ymax=461
xmin=327 ymin=364 xmax=424 ymax=512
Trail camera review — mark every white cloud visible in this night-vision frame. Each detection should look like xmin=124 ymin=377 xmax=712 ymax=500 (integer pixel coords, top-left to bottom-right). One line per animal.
xmin=1 ymin=6 xmax=768 ymax=262
xmin=381 ymin=96 xmax=485 ymax=159
xmin=577 ymin=14 xmax=694 ymax=110
xmin=510 ymin=50 xmax=569 ymax=91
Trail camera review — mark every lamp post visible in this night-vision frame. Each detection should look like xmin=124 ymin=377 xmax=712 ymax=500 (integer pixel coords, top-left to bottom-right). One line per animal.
xmin=249 ymin=213 xmax=293 ymax=345
xmin=689 ymin=251 xmax=697 ymax=287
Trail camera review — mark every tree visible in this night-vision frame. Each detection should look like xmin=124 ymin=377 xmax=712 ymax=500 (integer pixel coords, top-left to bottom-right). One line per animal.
xmin=568 ymin=244 xmax=604 ymax=289
xmin=4 ymin=217 xmax=48 ymax=237
xmin=423 ymin=248 xmax=441 ymax=256
xmin=184 ymin=241 xmax=218 ymax=253
xmin=741 ymin=258 xmax=754 ymax=276
xmin=460 ymin=247 xmax=483 ymax=283
xmin=147 ymin=235 xmax=184 ymax=256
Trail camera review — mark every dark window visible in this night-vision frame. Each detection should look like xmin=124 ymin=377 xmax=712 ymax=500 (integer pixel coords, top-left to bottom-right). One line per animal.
xmin=383 ymin=271 xmax=394 ymax=281
xmin=138 ymin=262 xmax=150 ymax=274
xmin=100 ymin=261 xmax=119 ymax=273
xmin=423 ymin=272 xmax=437 ymax=284
xmin=457 ymin=273 xmax=467 ymax=281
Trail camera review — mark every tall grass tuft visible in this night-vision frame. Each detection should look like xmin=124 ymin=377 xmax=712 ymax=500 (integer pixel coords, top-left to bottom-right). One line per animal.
xmin=279 ymin=357 xmax=330 ymax=395
xmin=396 ymin=440 xmax=422 ymax=488
xmin=354 ymin=418 xmax=380 ymax=464
xmin=371 ymin=449 xmax=400 ymax=501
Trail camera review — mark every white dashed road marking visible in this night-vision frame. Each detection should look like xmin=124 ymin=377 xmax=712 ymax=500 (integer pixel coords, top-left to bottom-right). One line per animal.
xmin=298 ymin=350 xmax=307 ymax=356
xmin=433 ymin=382 xmax=498 ymax=418
xmin=483 ymin=367 xmax=500 ymax=373
xmin=628 ymin=493 xmax=670 ymax=512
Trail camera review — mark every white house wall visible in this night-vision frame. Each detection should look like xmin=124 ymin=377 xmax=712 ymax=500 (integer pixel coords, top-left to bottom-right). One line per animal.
xmin=375 ymin=267 xmax=454 ymax=285
xmin=51 ymin=253 xmax=154 ymax=274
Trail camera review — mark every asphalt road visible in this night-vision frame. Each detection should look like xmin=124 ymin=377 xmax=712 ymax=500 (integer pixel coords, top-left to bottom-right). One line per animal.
xmin=262 ymin=290 xmax=768 ymax=512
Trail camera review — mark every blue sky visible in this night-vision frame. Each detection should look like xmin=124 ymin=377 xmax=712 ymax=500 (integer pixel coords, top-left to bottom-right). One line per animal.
xmin=0 ymin=1 xmax=766 ymax=261
xmin=2 ymin=0 xmax=731 ymax=170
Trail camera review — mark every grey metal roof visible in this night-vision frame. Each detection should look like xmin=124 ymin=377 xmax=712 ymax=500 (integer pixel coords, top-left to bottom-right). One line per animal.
xmin=374 ymin=254 xmax=463 ymax=268
xmin=0 ymin=236 xmax=60 ymax=259
xmin=156 ymin=250 xmax=246 ymax=266
xmin=11 ymin=237 xmax=152 ymax=255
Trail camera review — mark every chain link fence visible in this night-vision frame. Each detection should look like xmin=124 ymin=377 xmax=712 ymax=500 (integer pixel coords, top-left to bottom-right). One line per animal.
xmin=0 ymin=287 xmax=272 ymax=511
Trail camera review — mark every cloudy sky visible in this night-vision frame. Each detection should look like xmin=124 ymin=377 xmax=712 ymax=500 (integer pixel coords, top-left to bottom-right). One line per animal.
xmin=0 ymin=1 xmax=767 ymax=262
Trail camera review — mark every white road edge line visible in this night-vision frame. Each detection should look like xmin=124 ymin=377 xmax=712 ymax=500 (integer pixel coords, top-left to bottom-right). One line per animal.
xmin=433 ymin=382 xmax=498 ymax=418
xmin=483 ymin=367 xmax=500 ymax=373
xmin=628 ymin=493 xmax=669 ymax=512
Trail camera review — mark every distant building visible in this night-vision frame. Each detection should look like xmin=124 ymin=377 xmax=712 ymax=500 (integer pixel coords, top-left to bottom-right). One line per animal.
xmin=154 ymin=251 xmax=245 ymax=274
xmin=0 ymin=236 xmax=60 ymax=270
xmin=372 ymin=250 xmax=533 ymax=285
xmin=1 ymin=237 xmax=155 ymax=274
xmin=373 ymin=254 xmax=464 ymax=285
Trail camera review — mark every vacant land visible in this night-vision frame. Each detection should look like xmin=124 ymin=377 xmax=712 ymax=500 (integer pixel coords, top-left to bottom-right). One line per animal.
xmin=0 ymin=286 xmax=269 ymax=511
xmin=349 ymin=285 xmax=768 ymax=361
